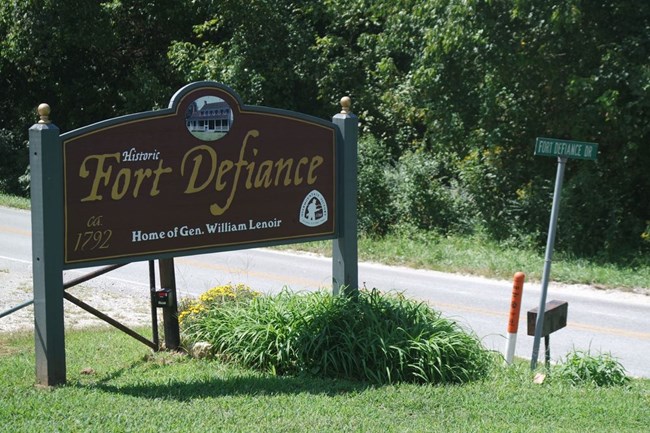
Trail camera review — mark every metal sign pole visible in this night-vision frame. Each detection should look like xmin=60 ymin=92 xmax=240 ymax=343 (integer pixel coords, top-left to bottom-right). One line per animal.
xmin=332 ymin=96 xmax=359 ymax=296
xmin=30 ymin=104 xmax=67 ymax=386
xmin=531 ymin=156 xmax=567 ymax=370
xmin=158 ymin=258 xmax=180 ymax=350
xmin=149 ymin=260 xmax=160 ymax=350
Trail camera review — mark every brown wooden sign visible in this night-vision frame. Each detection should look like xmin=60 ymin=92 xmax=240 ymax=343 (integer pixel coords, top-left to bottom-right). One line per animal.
xmin=62 ymin=82 xmax=338 ymax=265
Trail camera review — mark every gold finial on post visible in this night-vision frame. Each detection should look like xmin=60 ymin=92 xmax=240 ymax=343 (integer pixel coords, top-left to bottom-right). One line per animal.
xmin=340 ymin=96 xmax=352 ymax=115
xmin=37 ymin=103 xmax=51 ymax=124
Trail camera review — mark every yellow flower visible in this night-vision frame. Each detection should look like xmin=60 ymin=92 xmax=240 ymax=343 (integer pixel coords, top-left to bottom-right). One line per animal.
xmin=179 ymin=283 xmax=261 ymax=322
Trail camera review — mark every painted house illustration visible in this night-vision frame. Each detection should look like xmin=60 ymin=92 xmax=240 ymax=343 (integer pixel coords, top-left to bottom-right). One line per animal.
xmin=186 ymin=99 xmax=233 ymax=134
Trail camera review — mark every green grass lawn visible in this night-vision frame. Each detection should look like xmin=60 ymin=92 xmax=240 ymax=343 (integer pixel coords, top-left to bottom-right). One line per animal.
xmin=1 ymin=328 xmax=648 ymax=433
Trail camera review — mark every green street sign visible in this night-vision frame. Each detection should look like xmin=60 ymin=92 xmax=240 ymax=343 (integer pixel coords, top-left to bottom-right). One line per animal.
xmin=534 ymin=137 xmax=598 ymax=161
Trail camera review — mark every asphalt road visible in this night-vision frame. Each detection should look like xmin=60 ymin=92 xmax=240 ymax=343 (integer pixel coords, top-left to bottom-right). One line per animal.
xmin=2 ymin=206 xmax=649 ymax=377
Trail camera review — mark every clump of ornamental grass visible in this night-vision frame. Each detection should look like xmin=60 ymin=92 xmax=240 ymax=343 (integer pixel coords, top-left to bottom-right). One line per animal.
xmin=552 ymin=349 xmax=630 ymax=387
xmin=180 ymin=288 xmax=495 ymax=385
xmin=178 ymin=283 xmax=260 ymax=324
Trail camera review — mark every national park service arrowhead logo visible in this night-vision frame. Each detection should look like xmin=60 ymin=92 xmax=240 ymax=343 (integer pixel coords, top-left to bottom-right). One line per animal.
xmin=299 ymin=190 xmax=328 ymax=227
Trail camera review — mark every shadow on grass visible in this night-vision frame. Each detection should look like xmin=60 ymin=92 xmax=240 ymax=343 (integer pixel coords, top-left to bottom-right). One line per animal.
xmin=75 ymin=358 xmax=373 ymax=401
xmin=89 ymin=375 xmax=372 ymax=401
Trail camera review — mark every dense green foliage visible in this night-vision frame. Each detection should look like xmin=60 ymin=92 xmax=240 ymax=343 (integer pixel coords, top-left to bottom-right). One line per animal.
xmin=181 ymin=288 xmax=493 ymax=384
xmin=0 ymin=0 xmax=194 ymax=193
xmin=1 ymin=0 xmax=648 ymax=259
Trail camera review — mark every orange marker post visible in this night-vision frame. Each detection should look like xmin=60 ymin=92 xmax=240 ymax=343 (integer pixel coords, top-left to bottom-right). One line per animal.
xmin=505 ymin=272 xmax=525 ymax=364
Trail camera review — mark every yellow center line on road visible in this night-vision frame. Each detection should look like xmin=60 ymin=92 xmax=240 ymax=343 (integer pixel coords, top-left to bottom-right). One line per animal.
xmin=0 ymin=225 xmax=30 ymax=237
xmin=176 ymin=256 xmax=329 ymax=289
xmin=567 ymin=321 xmax=650 ymax=340
xmin=428 ymin=300 xmax=506 ymax=319
xmin=428 ymin=300 xmax=650 ymax=341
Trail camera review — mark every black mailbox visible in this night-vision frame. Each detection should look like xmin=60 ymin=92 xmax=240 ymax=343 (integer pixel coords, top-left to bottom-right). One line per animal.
xmin=155 ymin=288 xmax=173 ymax=307
xmin=527 ymin=300 xmax=568 ymax=337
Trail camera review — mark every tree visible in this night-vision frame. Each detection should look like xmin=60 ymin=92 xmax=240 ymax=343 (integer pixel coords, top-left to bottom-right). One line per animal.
xmin=168 ymin=0 xmax=328 ymax=115
xmin=395 ymin=0 xmax=650 ymax=258
xmin=0 ymin=0 xmax=194 ymax=194
xmin=1 ymin=0 xmax=647 ymax=260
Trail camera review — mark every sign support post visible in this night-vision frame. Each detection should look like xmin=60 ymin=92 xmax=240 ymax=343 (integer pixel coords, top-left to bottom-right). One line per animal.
xmin=332 ymin=97 xmax=359 ymax=296
xmin=530 ymin=156 xmax=566 ymax=370
xmin=531 ymin=137 xmax=598 ymax=370
xmin=30 ymin=104 xmax=66 ymax=386
xmin=158 ymin=258 xmax=180 ymax=350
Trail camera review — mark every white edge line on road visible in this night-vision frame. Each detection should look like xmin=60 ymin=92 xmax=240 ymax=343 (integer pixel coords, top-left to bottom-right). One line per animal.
xmin=0 ymin=255 xmax=31 ymax=264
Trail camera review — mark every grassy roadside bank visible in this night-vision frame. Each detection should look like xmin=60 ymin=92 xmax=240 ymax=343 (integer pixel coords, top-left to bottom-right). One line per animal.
xmin=284 ymin=233 xmax=650 ymax=292
xmin=0 ymin=194 xmax=29 ymax=210
xmin=2 ymin=193 xmax=648 ymax=291
xmin=1 ymin=328 xmax=648 ymax=433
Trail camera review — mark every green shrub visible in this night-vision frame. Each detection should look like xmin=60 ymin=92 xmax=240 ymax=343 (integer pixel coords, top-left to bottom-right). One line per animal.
xmin=0 ymin=129 xmax=29 ymax=196
xmin=553 ymin=350 xmax=630 ymax=387
xmin=178 ymin=283 xmax=260 ymax=356
xmin=181 ymin=288 xmax=494 ymax=384
xmin=357 ymin=135 xmax=396 ymax=236
xmin=387 ymin=150 xmax=471 ymax=234
xmin=181 ymin=289 xmax=316 ymax=374
xmin=358 ymin=137 xmax=475 ymax=237
xmin=297 ymin=289 xmax=493 ymax=384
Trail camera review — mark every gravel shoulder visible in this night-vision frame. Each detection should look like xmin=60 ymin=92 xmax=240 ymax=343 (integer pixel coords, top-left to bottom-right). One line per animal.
xmin=1 ymin=269 xmax=153 ymax=333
